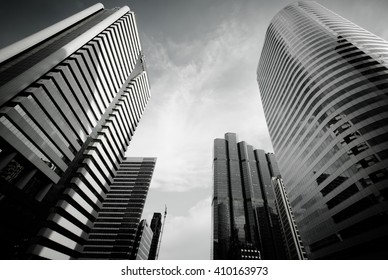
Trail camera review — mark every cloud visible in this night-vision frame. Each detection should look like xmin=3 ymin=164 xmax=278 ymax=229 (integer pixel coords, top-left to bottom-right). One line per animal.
xmin=158 ymin=197 xmax=211 ymax=259
xmin=128 ymin=12 xmax=273 ymax=192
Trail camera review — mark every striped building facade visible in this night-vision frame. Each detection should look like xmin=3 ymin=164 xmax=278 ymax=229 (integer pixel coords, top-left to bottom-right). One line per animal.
xmin=82 ymin=158 xmax=156 ymax=259
xmin=257 ymin=1 xmax=388 ymax=259
xmin=0 ymin=4 xmax=151 ymax=259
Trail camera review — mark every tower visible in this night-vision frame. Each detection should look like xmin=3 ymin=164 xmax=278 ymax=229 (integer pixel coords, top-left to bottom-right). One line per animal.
xmin=257 ymin=1 xmax=388 ymax=259
xmin=131 ymin=219 xmax=154 ymax=260
xmin=148 ymin=212 xmax=162 ymax=260
xmin=212 ymin=132 xmax=305 ymax=259
xmin=81 ymin=158 xmax=156 ymax=259
xmin=0 ymin=3 xmax=150 ymax=259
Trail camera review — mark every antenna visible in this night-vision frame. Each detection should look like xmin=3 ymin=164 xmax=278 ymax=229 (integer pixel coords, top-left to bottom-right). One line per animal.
xmin=155 ymin=205 xmax=167 ymax=260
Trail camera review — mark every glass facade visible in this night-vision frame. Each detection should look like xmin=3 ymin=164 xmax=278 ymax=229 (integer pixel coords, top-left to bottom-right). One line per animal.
xmin=131 ymin=219 xmax=154 ymax=260
xmin=257 ymin=1 xmax=388 ymax=259
xmin=148 ymin=212 xmax=162 ymax=260
xmin=212 ymin=132 xmax=305 ymax=259
xmin=272 ymin=177 xmax=307 ymax=260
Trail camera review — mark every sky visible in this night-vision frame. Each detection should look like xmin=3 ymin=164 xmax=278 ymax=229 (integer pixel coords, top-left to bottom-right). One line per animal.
xmin=1 ymin=0 xmax=388 ymax=260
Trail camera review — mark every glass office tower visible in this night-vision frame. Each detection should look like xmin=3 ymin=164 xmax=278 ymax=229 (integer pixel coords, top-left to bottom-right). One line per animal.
xmin=131 ymin=219 xmax=154 ymax=260
xmin=0 ymin=4 xmax=151 ymax=259
xmin=212 ymin=132 xmax=305 ymax=260
xmin=148 ymin=212 xmax=163 ymax=260
xmin=257 ymin=1 xmax=388 ymax=259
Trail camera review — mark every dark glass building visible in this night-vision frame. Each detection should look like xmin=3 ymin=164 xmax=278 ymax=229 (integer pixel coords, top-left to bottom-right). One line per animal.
xmin=81 ymin=158 xmax=156 ymax=259
xmin=0 ymin=3 xmax=151 ymax=259
xmin=148 ymin=212 xmax=162 ymax=260
xmin=211 ymin=132 xmax=305 ymax=260
xmin=257 ymin=1 xmax=388 ymax=259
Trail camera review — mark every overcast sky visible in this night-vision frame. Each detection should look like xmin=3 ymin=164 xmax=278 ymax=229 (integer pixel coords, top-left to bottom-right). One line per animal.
xmin=1 ymin=0 xmax=388 ymax=260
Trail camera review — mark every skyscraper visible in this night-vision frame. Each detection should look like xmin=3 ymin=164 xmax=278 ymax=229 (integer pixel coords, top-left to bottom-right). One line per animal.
xmin=212 ymin=132 xmax=305 ymax=260
xmin=257 ymin=1 xmax=388 ymax=259
xmin=0 ymin=3 xmax=150 ymax=259
xmin=131 ymin=219 xmax=154 ymax=260
xmin=272 ymin=176 xmax=307 ymax=260
xmin=148 ymin=212 xmax=163 ymax=260
xmin=81 ymin=158 xmax=156 ymax=259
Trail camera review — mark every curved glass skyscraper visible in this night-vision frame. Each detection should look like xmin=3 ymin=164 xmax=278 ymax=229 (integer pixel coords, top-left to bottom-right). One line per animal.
xmin=257 ymin=1 xmax=388 ymax=259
